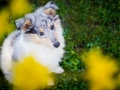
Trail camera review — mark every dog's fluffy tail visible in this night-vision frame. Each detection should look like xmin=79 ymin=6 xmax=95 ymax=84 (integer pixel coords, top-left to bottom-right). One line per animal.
xmin=0 ymin=31 xmax=21 ymax=82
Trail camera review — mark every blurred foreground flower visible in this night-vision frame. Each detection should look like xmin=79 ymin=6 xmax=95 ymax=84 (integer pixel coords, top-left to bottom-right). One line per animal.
xmin=0 ymin=9 xmax=15 ymax=38
xmin=9 ymin=0 xmax=33 ymax=18
xmin=12 ymin=56 xmax=53 ymax=90
xmin=0 ymin=0 xmax=33 ymax=40
xmin=82 ymin=48 xmax=119 ymax=90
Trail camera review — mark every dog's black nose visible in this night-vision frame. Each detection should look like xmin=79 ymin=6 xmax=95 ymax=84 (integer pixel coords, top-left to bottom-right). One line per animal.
xmin=54 ymin=42 xmax=60 ymax=48
xmin=40 ymin=32 xmax=44 ymax=36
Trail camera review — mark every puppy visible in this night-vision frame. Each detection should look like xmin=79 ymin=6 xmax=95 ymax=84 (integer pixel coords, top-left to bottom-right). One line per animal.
xmin=0 ymin=1 xmax=65 ymax=83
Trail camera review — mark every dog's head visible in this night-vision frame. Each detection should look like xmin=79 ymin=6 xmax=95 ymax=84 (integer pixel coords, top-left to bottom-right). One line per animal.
xmin=15 ymin=2 xmax=60 ymax=48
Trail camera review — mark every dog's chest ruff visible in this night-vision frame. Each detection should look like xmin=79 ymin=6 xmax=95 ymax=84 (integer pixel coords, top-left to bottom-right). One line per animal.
xmin=20 ymin=41 xmax=64 ymax=72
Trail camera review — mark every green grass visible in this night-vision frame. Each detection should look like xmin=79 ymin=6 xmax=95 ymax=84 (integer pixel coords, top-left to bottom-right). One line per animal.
xmin=0 ymin=0 xmax=119 ymax=90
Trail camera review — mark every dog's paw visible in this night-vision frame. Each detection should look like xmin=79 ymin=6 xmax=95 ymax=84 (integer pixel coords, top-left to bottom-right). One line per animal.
xmin=54 ymin=67 xmax=64 ymax=74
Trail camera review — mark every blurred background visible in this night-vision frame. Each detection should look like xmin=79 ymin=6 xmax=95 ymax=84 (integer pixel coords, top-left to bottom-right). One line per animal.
xmin=0 ymin=0 xmax=119 ymax=90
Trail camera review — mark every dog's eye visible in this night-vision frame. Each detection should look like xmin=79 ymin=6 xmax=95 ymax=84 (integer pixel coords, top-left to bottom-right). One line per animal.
xmin=50 ymin=25 xmax=55 ymax=30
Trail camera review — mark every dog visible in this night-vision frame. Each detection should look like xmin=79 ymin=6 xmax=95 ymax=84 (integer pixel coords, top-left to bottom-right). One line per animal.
xmin=0 ymin=1 xmax=65 ymax=83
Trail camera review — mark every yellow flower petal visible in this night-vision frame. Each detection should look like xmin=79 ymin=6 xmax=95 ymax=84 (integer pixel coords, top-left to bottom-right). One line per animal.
xmin=12 ymin=56 xmax=52 ymax=90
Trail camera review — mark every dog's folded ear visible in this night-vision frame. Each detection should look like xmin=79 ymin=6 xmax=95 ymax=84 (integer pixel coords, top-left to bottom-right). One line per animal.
xmin=43 ymin=1 xmax=58 ymax=16
xmin=15 ymin=13 xmax=35 ymax=31
xmin=21 ymin=19 xmax=32 ymax=31
xmin=44 ymin=8 xmax=56 ymax=16
xmin=15 ymin=18 xmax=32 ymax=31
xmin=15 ymin=18 xmax=24 ymax=30
xmin=44 ymin=1 xmax=58 ymax=10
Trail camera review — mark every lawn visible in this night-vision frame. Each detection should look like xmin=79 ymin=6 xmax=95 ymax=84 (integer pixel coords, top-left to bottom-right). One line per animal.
xmin=0 ymin=0 xmax=119 ymax=90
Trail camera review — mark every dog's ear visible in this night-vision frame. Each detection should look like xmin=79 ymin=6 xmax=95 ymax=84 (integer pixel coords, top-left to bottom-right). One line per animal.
xmin=15 ymin=18 xmax=24 ymax=30
xmin=15 ymin=18 xmax=32 ymax=31
xmin=44 ymin=1 xmax=58 ymax=16
xmin=22 ymin=13 xmax=35 ymax=31
xmin=44 ymin=1 xmax=58 ymax=10
xmin=21 ymin=19 xmax=32 ymax=31
xmin=15 ymin=13 xmax=35 ymax=31
xmin=44 ymin=8 xmax=56 ymax=16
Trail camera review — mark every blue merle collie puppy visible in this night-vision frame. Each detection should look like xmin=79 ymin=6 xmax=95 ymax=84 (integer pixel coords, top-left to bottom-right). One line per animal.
xmin=0 ymin=2 xmax=65 ymax=83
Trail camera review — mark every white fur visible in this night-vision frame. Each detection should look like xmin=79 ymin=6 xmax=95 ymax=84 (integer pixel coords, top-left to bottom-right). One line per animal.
xmin=0 ymin=19 xmax=65 ymax=82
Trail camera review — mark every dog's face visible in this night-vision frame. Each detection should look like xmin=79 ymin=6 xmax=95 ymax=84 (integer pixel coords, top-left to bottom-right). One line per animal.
xmin=16 ymin=18 xmax=60 ymax=48
xmin=15 ymin=1 xmax=60 ymax=48
xmin=33 ymin=17 xmax=60 ymax=48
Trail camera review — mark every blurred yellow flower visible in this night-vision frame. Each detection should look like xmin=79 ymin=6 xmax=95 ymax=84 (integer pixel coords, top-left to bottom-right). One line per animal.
xmin=0 ymin=9 xmax=15 ymax=38
xmin=12 ymin=56 xmax=52 ymax=90
xmin=82 ymin=48 xmax=119 ymax=90
xmin=9 ymin=0 xmax=33 ymax=18
xmin=0 ymin=0 xmax=33 ymax=40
